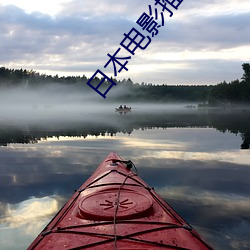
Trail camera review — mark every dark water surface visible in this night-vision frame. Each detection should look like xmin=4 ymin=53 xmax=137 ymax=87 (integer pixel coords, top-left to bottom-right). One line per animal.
xmin=0 ymin=105 xmax=250 ymax=249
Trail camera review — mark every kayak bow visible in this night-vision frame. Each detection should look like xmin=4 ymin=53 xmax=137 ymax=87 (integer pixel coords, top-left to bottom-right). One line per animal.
xmin=28 ymin=152 xmax=213 ymax=249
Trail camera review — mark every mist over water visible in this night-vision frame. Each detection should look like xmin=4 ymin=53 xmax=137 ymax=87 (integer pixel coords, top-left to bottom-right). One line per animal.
xmin=0 ymin=85 xmax=110 ymax=121
xmin=0 ymin=84 xmax=199 ymax=126
xmin=1 ymin=85 xmax=250 ymax=149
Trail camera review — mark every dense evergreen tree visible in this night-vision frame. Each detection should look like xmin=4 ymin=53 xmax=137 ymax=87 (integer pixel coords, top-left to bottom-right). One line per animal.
xmin=208 ymin=63 xmax=250 ymax=104
xmin=242 ymin=63 xmax=250 ymax=83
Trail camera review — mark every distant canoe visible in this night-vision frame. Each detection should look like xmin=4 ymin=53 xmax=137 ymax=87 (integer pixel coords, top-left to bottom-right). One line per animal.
xmin=115 ymin=107 xmax=132 ymax=113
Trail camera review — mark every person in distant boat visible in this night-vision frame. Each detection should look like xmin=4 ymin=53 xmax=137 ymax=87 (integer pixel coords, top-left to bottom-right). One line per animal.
xmin=124 ymin=105 xmax=127 ymax=109
xmin=119 ymin=105 xmax=122 ymax=109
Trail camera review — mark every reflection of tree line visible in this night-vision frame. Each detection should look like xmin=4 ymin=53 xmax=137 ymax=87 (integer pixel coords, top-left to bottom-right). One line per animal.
xmin=203 ymin=110 xmax=250 ymax=149
xmin=0 ymin=110 xmax=249 ymax=149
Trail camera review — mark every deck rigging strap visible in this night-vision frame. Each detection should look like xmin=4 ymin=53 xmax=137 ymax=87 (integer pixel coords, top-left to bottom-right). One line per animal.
xmin=113 ymin=160 xmax=138 ymax=249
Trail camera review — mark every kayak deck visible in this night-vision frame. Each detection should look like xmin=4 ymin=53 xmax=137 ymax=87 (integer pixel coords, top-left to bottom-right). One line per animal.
xmin=28 ymin=152 xmax=213 ymax=249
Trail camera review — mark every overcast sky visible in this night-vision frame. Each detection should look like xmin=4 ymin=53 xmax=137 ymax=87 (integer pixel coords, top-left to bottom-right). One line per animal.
xmin=0 ymin=0 xmax=250 ymax=85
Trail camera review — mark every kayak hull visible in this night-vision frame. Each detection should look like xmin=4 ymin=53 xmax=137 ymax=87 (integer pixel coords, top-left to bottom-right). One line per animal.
xmin=28 ymin=152 xmax=213 ymax=249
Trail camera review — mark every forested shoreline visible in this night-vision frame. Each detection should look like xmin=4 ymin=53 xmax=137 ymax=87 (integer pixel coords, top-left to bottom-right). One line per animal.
xmin=0 ymin=63 xmax=249 ymax=104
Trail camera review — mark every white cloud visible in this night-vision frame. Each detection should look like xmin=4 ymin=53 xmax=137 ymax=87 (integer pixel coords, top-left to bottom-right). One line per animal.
xmin=0 ymin=0 xmax=67 ymax=16
xmin=0 ymin=0 xmax=250 ymax=84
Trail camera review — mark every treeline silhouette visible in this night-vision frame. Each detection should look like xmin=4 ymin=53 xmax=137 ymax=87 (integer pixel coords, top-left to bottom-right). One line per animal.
xmin=0 ymin=63 xmax=250 ymax=103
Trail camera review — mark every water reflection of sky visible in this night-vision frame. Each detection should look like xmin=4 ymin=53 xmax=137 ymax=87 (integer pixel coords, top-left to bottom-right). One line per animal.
xmin=0 ymin=127 xmax=250 ymax=249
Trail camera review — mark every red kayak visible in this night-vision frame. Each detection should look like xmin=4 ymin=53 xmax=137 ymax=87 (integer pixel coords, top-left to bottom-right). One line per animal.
xmin=28 ymin=152 xmax=213 ymax=249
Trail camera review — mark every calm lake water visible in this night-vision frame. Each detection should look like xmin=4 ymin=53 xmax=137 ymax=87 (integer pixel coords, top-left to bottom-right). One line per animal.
xmin=0 ymin=104 xmax=250 ymax=249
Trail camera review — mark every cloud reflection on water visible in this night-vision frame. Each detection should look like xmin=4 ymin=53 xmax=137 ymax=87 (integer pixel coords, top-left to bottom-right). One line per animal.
xmin=0 ymin=196 xmax=59 ymax=228
xmin=0 ymin=127 xmax=250 ymax=249
xmin=0 ymin=196 xmax=61 ymax=250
